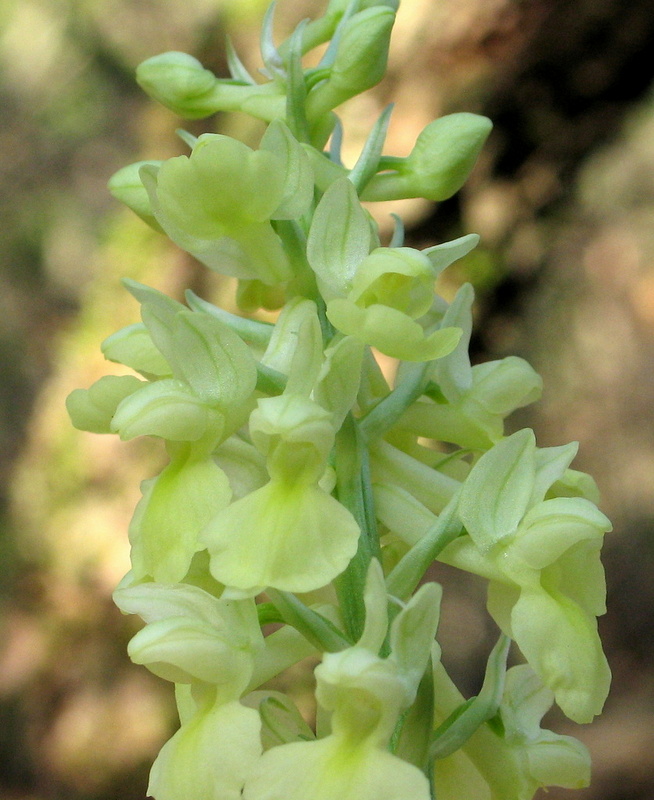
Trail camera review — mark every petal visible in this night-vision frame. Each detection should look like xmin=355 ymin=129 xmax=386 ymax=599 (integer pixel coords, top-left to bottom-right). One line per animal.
xmin=142 ymin=165 xmax=292 ymax=283
xmin=155 ymin=136 xmax=284 ymax=235
xmin=148 ymin=699 xmax=262 ymax=800
xmin=130 ymin=455 xmax=231 ymax=583
xmin=259 ymin=120 xmax=314 ymax=220
xmin=327 ymin=298 xmax=461 ymax=362
xmin=203 ymin=481 xmax=359 ymax=593
xmin=111 ymin=378 xmax=220 ymax=442
xmin=306 ymin=177 xmax=374 ymax=297
xmin=526 ymin=732 xmax=591 ymax=789
xmin=101 ymin=322 xmax=172 ymax=377
xmin=511 ymin=497 xmax=611 ymax=570
xmin=171 ymin=310 xmax=258 ymax=409
xmin=433 ymin=749 xmax=492 ymax=800
xmin=313 ymin=336 xmax=365 ymax=429
xmin=244 ymin=737 xmax=430 ymax=800
xmin=127 ymin=616 xmax=253 ymax=686
xmin=510 ymin=588 xmax=611 ymax=723
xmin=66 ymin=375 xmax=144 ymax=434
xmin=486 ymin=580 xmax=521 ymax=635
xmin=552 ymin=538 xmax=607 ymax=616
xmin=458 ymin=429 xmax=536 ymax=552
xmin=348 ymin=247 xmax=435 ymax=318
xmin=439 ymin=538 xmax=508 ymax=583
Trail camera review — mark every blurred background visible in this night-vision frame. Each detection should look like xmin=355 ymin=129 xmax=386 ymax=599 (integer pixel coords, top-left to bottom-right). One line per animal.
xmin=1 ymin=0 xmax=654 ymax=798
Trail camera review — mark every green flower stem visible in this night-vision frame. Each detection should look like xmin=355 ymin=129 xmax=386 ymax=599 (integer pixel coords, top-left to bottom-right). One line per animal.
xmin=333 ymin=412 xmax=380 ymax=641
xmin=371 ymin=439 xmax=461 ymax=513
xmin=266 ymin=589 xmax=352 ymax=653
xmin=391 ymin=655 xmax=435 ymax=770
xmin=184 ymin=290 xmax=274 ymax=346
xmin=428 ymin=634 xmax=510 ymax=761
xmin=386 ymin=494 xmax=462 ymax=603
xmin=359 ymin=361 xmax=431 ymax=441
xmin=247 ymin=625 xmax=317 ymax=692
xmin=347 ymin=104 xmax=394 ymax=195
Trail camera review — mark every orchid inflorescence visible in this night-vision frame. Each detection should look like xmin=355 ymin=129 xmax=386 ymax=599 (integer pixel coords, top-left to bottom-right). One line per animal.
xmin=67 ymin=1 xmax=611 ymax=798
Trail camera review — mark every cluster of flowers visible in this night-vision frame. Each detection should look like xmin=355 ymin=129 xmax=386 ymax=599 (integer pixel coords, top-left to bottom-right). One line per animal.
xmin=68 ymin=1 xmax=611 ymax=798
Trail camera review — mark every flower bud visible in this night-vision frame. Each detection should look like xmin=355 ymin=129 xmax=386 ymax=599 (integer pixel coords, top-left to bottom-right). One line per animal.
xmin=136 ymin=52 xmax=220 ymax=119
xmin=363 ymin=113 xmax=493 ymax=202
xmin=306 ymin=7 xmax=395 ymax=119
xmin=137 ymin=51 xmax=285 ymax=121
xmin=325 ymin=244 xmax=463 ymax=362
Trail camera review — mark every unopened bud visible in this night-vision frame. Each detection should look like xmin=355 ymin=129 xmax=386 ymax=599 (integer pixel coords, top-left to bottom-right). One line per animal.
xmin=363 ymin=113 xmax=492 ymax=202
xmin=137 ymin=52 xmax=219 ymax=118
xmin=306 ymin=7 xmax=395 ymax=119
xmin=136 ymin=51 xmax=284 ymax=121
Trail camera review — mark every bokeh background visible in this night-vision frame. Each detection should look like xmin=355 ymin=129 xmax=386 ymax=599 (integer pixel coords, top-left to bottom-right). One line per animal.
xmin=2 ymin=0 xmax=654 ymax=798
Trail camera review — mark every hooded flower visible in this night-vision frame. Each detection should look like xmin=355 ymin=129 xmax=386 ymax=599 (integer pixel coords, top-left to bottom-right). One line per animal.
xmin=243 ymin=561 xmax=440 ymax=800
xmin=113 ymin=582 xmax=265 ymax=800
xmin=325 ymin=246 xmax=462 ymax=362
xmin=138 ymin=123 xmax=313 ymax=287
xmin=439 ymin=429 xmax=612 ymax=723
xmin=203 ymin=394 xmax=360 ymax=594
xmin=68 ymin=281 xmax=259 ymax=582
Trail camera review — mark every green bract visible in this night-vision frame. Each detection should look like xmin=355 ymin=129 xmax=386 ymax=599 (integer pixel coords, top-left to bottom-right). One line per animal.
xmin=69 ymin=2 xmax=611 ymax=799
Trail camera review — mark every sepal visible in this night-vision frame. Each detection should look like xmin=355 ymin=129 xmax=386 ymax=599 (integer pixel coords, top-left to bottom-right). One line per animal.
xmin=203 ymin=478 xmax=359 ymax=594
xmin=66 ymin=374 xmax=143 ymax=434
xmin=458 ymin=429 xmax=536 ymax=552
xmin=129 ymin=444 xmax=232 ymax=583
xmin=148 ymin=695 xmax=262 ymax=800
xmin=307 ymin=177 xmax=376 ymax=297
xmin=107 ymin=160 xmax=164 ymax=231
xmin=101 ymin=322 xmax=171 ymax=378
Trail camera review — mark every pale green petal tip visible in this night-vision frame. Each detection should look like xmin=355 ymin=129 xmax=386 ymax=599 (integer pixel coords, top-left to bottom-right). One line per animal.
xmin=149 ymin=700 xmax=262 ymax=800
xmin=509 ymin=590 xmax=611 ymax=724
xmin=108 ymin=160 xmax=165 ymax=230
xmin=327 ymin=299 xmax=461 ymax=361
xmin=101 ymin=322 xmax=171 ymax=377
xmin=131 ymin=457 xmax=231 ymax=584
xmin=244 ymin=738 xmax=430 ymax=800
xmin=111 ymin=379 xmax=220 ymax=442
xmin=66 ymin=375 xmax=143 ymax=434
